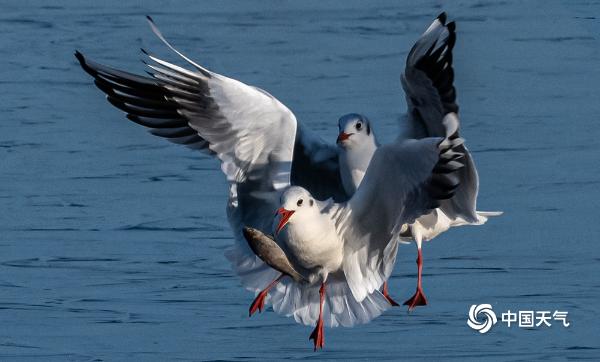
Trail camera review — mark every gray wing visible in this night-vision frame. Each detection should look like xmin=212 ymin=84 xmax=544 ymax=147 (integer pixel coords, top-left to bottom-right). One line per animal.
xmin=338 ymin=122 xmax=465 ymax=301
xmin=401 ymin=12 xmax=478 ymax=222
xmin=77 ymin=17 xmax=297 ymax=260
xmin=291 ymin=123 xmax=347 ymax=203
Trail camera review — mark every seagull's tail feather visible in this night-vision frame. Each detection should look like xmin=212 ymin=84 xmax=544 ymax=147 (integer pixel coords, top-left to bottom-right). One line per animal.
xmin=475 ymin=211 xmax=503 ymax=224
xmin=450 ymin=210 xmax=503 ymax=227
xmin=269 ymin=274 xmax=390 ymax=328
xmin=226 ymin=247 xmax=390 ymax=328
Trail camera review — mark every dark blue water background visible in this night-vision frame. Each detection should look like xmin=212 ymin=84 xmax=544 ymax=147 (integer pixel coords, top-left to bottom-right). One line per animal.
xmin=1 ymin=1 xmax=599 ymax=360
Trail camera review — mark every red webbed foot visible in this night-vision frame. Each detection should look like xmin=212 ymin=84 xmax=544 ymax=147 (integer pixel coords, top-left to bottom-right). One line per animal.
xmin=249 ymin=289 xmax=269 ymax=316
xmin=382 ymin=281 xmax=400 ymax=307
xmin=309 ymin=318 xmax=325 ymax=351
xmin=403 ymin=287 xmax=428 ymax=311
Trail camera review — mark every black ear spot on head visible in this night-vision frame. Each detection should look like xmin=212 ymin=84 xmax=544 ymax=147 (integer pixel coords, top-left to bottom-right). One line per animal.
xmin=366 ymin=122 xmax=371 ymax=135
xmin=310 ymin=199 xmax=314 ymax=206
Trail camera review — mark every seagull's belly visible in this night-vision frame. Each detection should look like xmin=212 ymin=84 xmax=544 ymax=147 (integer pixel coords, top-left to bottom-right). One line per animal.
xmin=400 ymin=209 xmax=453 ymax=242
xmin=285 ymin=233 xmax=343 ymax=272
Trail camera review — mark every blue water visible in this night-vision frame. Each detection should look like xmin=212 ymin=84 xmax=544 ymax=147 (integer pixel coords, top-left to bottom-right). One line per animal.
xmin=1 ymin=0 xmax=599 ymax=360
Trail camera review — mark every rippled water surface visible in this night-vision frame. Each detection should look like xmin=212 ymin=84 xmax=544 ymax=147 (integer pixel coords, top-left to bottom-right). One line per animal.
xmin=1 ymin=0 xmax=599 ymax=360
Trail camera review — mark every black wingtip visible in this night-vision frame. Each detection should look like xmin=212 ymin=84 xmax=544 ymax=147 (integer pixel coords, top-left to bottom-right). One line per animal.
xmin=447 ymin=21 xmax=456 ymax=32
xmin=74 ymin=50 xmax=85 ymax=64
xmin=74 ymin=51 xmax=92 ymax=75
xmin=437 ymin=12 xmax=447 ymax=24
xmin=146 ymin=15 xmax=154 ymax=23
xmin=140 ymin=47 xmax=149 ymax=55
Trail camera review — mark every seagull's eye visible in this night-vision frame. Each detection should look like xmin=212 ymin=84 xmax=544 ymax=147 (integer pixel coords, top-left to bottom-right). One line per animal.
xmin=297 ymin=199 xmax=303 ymax=207
xmin=355 ymin=122 xmax=362 ymax=131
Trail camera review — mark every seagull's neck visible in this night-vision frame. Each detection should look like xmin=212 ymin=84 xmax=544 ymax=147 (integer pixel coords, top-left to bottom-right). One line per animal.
xmin=278 ymin=208 xmax=342 ymax=273
xmin=339 ymin=139 xmax=378 ymax=195
xmin=285 ymin=211 xmax=336 ymax=245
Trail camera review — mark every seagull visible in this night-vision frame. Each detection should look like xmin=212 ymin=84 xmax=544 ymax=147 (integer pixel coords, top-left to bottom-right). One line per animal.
xmin=245 ymin=127 xmax=465 ymax=349
xmin=335 ymin=13 xmax=502 ymax=310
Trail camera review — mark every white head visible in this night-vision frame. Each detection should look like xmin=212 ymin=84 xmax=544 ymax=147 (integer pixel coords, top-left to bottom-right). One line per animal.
xmin=336 ymin=113 xmax=376 ymax=150
xmin=275 ymin=186 xmax=319 ymax=235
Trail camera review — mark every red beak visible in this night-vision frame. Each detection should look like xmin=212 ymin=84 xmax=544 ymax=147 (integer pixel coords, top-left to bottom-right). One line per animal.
xmin=337 ymin=132 xmax=352 ymax=143
xmin=276 ymin=207 xmax=295 ymax=235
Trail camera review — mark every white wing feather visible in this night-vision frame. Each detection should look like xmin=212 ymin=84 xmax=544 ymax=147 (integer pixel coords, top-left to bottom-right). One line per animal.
xmin=338 ymin=136 xmax=459 ymax=301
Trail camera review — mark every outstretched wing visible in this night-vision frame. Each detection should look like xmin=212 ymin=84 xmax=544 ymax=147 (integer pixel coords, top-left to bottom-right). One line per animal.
xmin=76 ymin=53 xmax=295 ymax=195
xmin=76 ymin=17 xmax=346 ymax=204
xmin=76 ymin=17 xmax=298 ymax=276
xmin=76 ymin=17 xmax=349 ymax=313
xmin=338 ymin=117 xmax=465 ymax=301
xmin=77 ymin=47 xmax=297 ymax=239
xmin=401 ymin=12 xmax=478 ymax=222
xmin=402 ymin=12 xmax=457 ymax=138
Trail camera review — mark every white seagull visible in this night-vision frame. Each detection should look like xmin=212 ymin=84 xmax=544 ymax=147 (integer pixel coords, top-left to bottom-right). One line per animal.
xmin=74 ymin=13 xmax=484 ymax=350
xmin=336 ymin=13 xmax=502 ymax=310
xmin=262 ymin=128 xmax=464 ymax=349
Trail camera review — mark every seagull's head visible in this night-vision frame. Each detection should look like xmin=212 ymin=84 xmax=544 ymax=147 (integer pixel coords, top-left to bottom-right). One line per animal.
xmin=275 ymin=186 xmax=317 ymax=235
xmin=336 ymin=113 xmax=375 ymax=150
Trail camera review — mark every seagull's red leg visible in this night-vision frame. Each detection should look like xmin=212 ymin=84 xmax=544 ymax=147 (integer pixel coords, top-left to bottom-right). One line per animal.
xmin=249 ymin=274 xmax=284 ymax=317
xmin=309 ymin=282 xmax=326 ymax=351
xmin=382 ymin=281 xmax=400 ymax=306
xmin=403 ymin=248 xmax=428 ymax=311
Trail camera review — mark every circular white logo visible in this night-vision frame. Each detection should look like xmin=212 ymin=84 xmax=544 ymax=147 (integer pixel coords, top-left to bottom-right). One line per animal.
xmin=467 ymin=304 xmax=497 ymax=334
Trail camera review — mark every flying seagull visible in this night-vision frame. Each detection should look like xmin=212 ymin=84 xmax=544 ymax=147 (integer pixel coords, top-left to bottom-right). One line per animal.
xmin=242 ymin=127 xmax=464 ymax=349
xmin=335 ymin=13 xmax=502 ymax=310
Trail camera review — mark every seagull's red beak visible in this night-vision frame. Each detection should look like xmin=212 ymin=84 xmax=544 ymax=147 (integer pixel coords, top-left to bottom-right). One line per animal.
xmin=276 ymin=207 xmax=295 ymax=235
xmin=336 ymin=132 xmax=352 ymax=144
